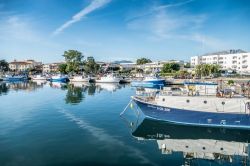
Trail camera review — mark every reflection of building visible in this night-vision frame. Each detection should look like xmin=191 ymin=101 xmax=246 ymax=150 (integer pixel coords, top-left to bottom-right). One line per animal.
xmin=9 ymin=59 xmax=42 ymax=72
xmin=190 ymin=49 xmax=250 ymax=73
xmin=42 ymin=63 xmax=63 ymax=73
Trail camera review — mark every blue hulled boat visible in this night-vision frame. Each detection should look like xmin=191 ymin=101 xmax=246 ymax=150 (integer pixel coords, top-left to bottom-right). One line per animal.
xmin=131 ymin=82 xmax=250 ymax=130
xmin=50 ymin=75 xmax=68 ymax=82
xmin=3 ymin=75 xmax=28 ymax=81
xmin=131 ymin=75 xmax=168 ymax=87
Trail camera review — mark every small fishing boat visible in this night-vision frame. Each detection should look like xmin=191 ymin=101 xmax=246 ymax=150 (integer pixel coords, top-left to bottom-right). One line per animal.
xmin=128 ymin=81 xmax=250 ymax=129
xmin=95 ymin=73 xmax=121 ymax=83
xmin=50 ymin=75 xmax=68 ymax=82
xmin=131 ymin=74 xmax=168 ymax=87
xmin=69 ymin=75 xmax=90 ymax=82
xmin=2 ymin=75 xmax=28 ymax=81
xmin=31 ymin=74 xmax=47 ymax=80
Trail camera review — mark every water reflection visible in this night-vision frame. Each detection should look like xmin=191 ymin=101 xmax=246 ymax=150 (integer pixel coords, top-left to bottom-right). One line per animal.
xmin=131 ymin=119 xmax=250 ymax=166
xmin=65 ymin=83 xmax=85 ymax=104
xmin=0 ymin=81 xmax=128 ymax=105
xmin=0 ymin=81 xmax=45 ymax=94
xmin=0 ymin=82 xmax=9 ymax=95
xmin=95 ymin=83 xmax=122 ymax=92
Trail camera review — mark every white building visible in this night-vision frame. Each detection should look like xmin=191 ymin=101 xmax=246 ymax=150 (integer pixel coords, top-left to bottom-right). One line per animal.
xmin=119 ymin=63 xmax=136 ymax=71
xmin=190 ymin=49 xmax=250 ymax=73
xmin=42 ymin=63 xmax=63 ymax=73
xmin=137 ymin=60 xmax=184 ymax=73
xmin=9 ymin=59 xmax=42 ymax=72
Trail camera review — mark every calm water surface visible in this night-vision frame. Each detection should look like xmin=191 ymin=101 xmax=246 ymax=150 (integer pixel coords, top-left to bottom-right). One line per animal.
xmin=0 ymin=81 xmax=250 ymax=166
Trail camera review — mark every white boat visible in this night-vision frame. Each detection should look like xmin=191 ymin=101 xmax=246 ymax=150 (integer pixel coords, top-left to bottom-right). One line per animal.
xmin=32 ymin=75 xmax=47 ymax=80
xmin=69 ymin=75 xmax=90 ymax=82
xmin=95 ymin=73 xmax=121 ymax=83
xmin=130 ymin=82 xmax=250 ymax=129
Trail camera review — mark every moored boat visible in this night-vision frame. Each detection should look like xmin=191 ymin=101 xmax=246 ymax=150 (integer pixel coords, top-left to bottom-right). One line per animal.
xmin=131 ymin=74 xmax=168 ymax=87
xmin=31 ymin=74 xmax=47 ymax=80
xmin=95 ymin=73 xmax=121 ymax=83
xmin=130 ymin=82 xmax=250 ymax=129
xmin=69 ymin=75 xmax=90 ymax=82
xmin=50 ymin=75 xmax=68 ymax=82
xmin=2 ymin=75 xmax=28 ymax=81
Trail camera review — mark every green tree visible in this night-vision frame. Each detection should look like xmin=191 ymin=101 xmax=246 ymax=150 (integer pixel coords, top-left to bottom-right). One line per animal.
xmin=58 ymin=63 xmax=67 ymax=74
xmin=136 ymin=58 xmax=152 ymax=65
xmin=0 ymin=60 xmax=9 ymax=72
xmin=184 ymin=62 xmax=191 ymax=68
xmin=83 ymin=56 xmax=100 ymax=74
xmin=195 ymin=64 xmax=220 ymax=77
xmin=162 ymin=63 xmax=180 ymax=73
xmin=63 ymin=50 xmax=84 ymax=73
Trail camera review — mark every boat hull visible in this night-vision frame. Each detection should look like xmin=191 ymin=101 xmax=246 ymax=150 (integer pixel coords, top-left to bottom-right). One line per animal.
xmin=95 ymin=79 xmax=120 ymax=83
xmin=133 ymin=97 xmax=250 ymax=130
xmin=50 ymin=77 xmax=68 ymax=82
xmin=143 ymin=79 xmax=166 ymax=85
xmin=4 ymin=77 xmax=27 ymax=81
xmin=69 ymin=78 xmax=90 ymax=82
xmin=131 ymin=79 xmax=166 ymax=87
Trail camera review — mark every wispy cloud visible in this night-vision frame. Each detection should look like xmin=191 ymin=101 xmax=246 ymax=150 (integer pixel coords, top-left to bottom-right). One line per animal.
xmin=53 ymin=0 xmax=111 ymax=36
xmin=125 ymin=0 xmax=228 ymax=49
xmin=126 ymin=0 xmax=194 ymax=22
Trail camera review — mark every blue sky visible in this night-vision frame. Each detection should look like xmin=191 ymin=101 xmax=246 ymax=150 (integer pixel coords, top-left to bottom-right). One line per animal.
xmin=0 ymin=0 xmax=250 ymax=63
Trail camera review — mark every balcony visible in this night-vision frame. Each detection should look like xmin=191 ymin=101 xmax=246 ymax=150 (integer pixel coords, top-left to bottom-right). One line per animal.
xmin=242 ymin=60 xmax=247 ymax=64
xmin=231 ymin=65 xmax=237 ymax=68
xmin=242 ymin=65 xmax=248 ymax=68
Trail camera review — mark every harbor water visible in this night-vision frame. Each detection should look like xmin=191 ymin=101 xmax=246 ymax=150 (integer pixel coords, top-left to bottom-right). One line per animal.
xmin=0 ymin=81 xmax=250 ymax=166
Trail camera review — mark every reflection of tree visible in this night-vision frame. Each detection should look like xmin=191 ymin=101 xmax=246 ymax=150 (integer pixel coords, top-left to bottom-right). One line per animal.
xmin=65 ymin=84 xmax=84 ymax=104
xmin=87 ymin=84 xmax=96 ymax=95
xmin=0 ymin=83 xmax=9 ymax=95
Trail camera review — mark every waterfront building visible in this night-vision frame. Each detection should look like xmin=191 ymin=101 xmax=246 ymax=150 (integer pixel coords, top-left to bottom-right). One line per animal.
xmin=42 ymin=63 xmax=63 ymax=73
xmin=190 ymin=49 xmax=250 ymax=74
xmin=137 ymin=60 xmax=184 ymax=73
xmin=9 ymin=59 xmax=42 ymax=72
xmin=119 ymin=63 xmax=136 ymax=71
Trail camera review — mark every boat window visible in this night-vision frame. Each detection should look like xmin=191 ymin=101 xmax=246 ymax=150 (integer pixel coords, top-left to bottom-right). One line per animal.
xmin=220 ymin=148 xmax=224 ymax=151
xmin=162 ymin=98 xmax=165 ymax=102
xmin=185 ymin=145 xmax=189 ymax=148
xmin=186 ymin=99 xmax=190 ymax=103
xmin=202 ymin=147 xmax=206 ymax=150
xmin=203 ymin=100 xmax=207 ymax=104
xmin=222 ymin=101 xmax=225 ymax=105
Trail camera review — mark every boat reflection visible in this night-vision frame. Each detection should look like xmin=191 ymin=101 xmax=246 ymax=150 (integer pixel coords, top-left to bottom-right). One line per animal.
xmin=31 ymin=80 xmax=47 ymax=86
xmin=0 ymin=81 xmax=45 ymax=94
xmin=95 ymin=83 xmax=122 ymax=92
xmin=131 ymin=119 xmax=250 ymax=165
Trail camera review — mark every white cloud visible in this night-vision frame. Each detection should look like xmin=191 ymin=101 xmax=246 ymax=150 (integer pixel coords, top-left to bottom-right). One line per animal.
xmin=53 ymin=0 xmax=111 ymax=35
xmin=125 ymin=0 xmax=229 ymax=50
